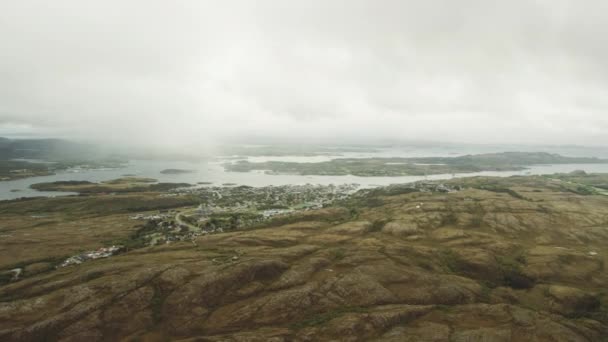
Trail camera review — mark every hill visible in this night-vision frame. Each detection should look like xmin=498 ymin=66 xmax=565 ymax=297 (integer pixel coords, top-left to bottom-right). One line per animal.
xmin=1 ymin=174 xmax=608 ymax=340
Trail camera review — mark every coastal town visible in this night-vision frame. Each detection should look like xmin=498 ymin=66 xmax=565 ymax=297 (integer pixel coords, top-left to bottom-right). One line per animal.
xmin=125 ymin=182 xmax=469 ymax=247
xmin=54 ymin=181 xmax=470 ymax=269
xmin=130 ymin=183 xmax=362 ymax=246
xmin=54 ymin=174 xmax=607 ymax=269
xmin=55 ymin=183 xmax=362 ymax=268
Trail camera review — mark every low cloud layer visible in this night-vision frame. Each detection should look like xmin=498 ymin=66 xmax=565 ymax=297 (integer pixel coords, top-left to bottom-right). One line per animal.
xmin=1 ymin=0 xmax=608 ymax=147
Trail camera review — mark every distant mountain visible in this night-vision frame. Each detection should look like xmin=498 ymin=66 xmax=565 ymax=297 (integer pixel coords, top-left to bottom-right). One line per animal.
xmin=0 ymin=137 xmax=96 ymax=161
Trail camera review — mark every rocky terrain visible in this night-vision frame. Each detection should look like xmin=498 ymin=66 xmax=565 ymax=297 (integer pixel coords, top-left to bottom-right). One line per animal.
xmin=1 ymin=175 xmax=608 ymax=341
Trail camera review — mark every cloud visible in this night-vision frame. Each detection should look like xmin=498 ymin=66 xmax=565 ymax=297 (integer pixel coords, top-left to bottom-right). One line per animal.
xmin=1 ymin=0 xmax=608 ymax=147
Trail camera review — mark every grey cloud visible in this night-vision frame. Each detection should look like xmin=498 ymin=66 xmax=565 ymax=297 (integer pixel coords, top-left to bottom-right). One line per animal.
xmin=1 ymin=0 xmax=608 ymax=147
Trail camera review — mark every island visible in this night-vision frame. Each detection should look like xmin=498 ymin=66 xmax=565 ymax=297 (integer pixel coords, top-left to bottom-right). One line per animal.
xmin=160 ymin=168 xmax=195 ymax=175
xmin=0 ymin=159 xmax=126 ymax=181
xmin=30 ymin=177 xmax=191 ymax=194
xmin=224 ymin=152 xmax=608 ymax=177
xmin=0 ymin=160 xmax=55 ymax=181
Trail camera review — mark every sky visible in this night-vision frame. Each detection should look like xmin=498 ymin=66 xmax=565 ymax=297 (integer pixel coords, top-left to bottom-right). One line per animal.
xmin=1 ymin=0 xmax=608 ymax=148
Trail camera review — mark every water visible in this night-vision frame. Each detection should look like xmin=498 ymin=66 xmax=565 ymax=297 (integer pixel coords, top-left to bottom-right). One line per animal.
xmin=2 ymin=146 xmax=608 ymax=201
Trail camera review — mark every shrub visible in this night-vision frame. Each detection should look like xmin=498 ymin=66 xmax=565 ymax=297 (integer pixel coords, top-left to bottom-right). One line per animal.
xmin=496 ymin=251 xmax=534 ymax=289
xmin=369 ymin=220 xmax=387 ymax=232
xmin=331 ymin=248 xmax=346 ymax=261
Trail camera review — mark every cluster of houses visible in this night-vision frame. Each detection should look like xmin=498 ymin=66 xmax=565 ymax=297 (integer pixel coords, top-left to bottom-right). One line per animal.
xmin=408 ymin=182 xmax=462 ymax=193
xmin=51 ymin=181 xmax=466 ymax=268
xmin=58 ymin=245 xmax=124 ymax=268
xmin=128 ymin=183 xmax=361 ymax=246
xmin=174 ymin=183 xmax=360 ymax=208
xmin=55 ymin=183 xmax=362 ymax=262
xmin=9 ymin=169 xmax=30 ymax=173
xmin=129 ymin=212 xmax=174 ymax=221
xmin=261 ymin=208 xmax=294 ymax=219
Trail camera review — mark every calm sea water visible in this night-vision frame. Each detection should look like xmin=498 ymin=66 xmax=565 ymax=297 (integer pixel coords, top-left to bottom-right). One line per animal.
xmin=2 ymin=145 xmax=608 ymax=201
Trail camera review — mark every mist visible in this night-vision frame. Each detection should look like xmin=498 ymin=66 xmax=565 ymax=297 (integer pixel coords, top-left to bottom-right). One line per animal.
xmin=2 ymin=0 xmax=608 ymax=149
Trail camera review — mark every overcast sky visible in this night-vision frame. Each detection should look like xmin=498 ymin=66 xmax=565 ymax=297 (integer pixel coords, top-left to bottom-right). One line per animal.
xmin=1 ymin=0 xmax=608 ymax=148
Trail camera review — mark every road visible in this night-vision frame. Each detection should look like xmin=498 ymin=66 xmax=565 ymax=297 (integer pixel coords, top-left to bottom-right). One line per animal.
xmin=175 ymin=209 xmax=200 ymax=231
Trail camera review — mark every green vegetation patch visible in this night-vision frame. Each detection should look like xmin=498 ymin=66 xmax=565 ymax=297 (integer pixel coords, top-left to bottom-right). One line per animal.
xmin=437 ymin=248 xmax=534 ymax=289
xmin=291 ymin=306 xmax=370 ymax=329
xmin=330 ymin=248 xmax=347 ymax=261
xmin=475 ymin=185 xmax=526 ymax=200
xmin=495 ymin=250 xmax=534 ymax=289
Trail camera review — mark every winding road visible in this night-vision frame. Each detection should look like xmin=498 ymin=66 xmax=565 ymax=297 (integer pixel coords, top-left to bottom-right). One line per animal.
xmin=175 ymin=209 xmax=200 ymax=231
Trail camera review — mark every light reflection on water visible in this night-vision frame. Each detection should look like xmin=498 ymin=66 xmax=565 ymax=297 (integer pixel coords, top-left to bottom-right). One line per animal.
xmin=2 ymin=146 xmax=608 ymax=201
xmin=3 ymin=159 xmax=608 ymax=201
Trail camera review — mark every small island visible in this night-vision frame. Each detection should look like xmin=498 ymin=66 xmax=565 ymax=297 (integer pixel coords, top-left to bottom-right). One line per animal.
xmin=160 ymin=169 xmax=195 ymax=175
xmin=31 ymin=177 xmax=190 ymax=194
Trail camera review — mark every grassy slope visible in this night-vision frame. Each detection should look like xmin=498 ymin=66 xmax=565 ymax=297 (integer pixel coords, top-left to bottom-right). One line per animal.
xmin=0 ymin=193 xmax=197 ymax=269
xmin=0 ymin=175 xmax=608 ymax=340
